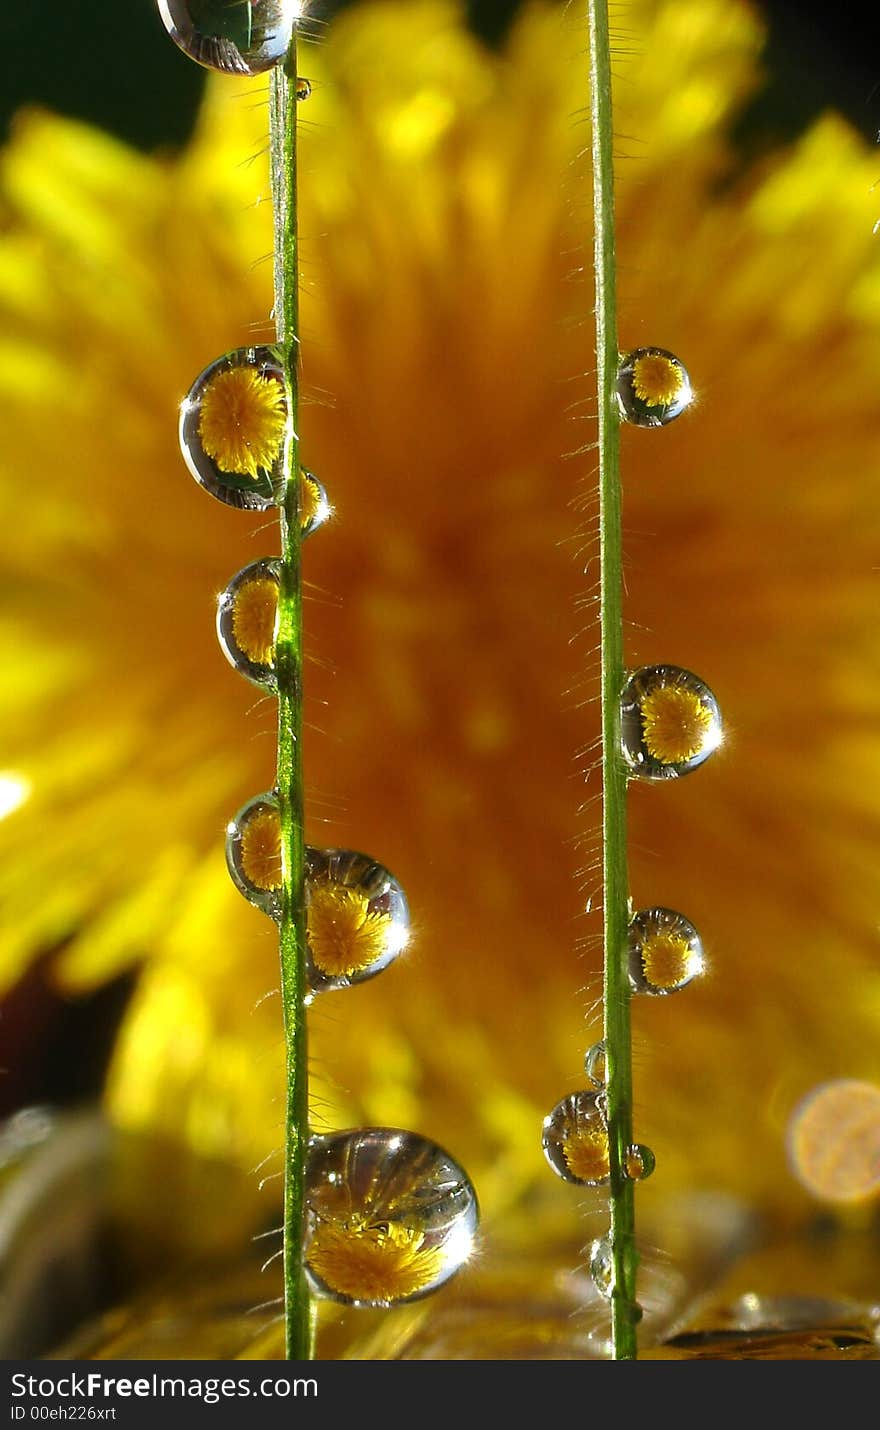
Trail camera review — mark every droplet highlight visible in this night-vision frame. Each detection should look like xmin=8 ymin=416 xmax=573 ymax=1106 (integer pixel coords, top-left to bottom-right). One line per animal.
xmin=157 ymin=1 xmax=298 ymax=76
xmin=226 ymin=791 xmax=283 ymax=919
xmin=621 ymin=664 xmax=722 ymax=779
xmin=217 ymin=558 xmax=281 ymax=689
xmin=304 ymin=1128 xmax=479 ymax=1307
xmin=628 ymin=907 xmax=704 ymax=995
xmin=180 ymin=347 xmax=287 ymax=510
xmin=305 ymin=848 xmax=410 ymax=994
xmin=616 ymin=347 xmax=693 ymax=427
xmin=542 ymin=1091 xmax=610 ymax=1186
xmin=625 ymin=1144 xmax=656 ymax=1181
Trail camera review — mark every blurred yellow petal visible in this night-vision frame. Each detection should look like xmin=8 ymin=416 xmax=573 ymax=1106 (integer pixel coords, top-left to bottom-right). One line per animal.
xmin=0 ymin=0 xmax=879 ymax=1298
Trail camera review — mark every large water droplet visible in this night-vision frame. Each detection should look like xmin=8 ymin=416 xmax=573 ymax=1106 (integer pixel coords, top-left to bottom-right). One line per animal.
xmin=217 ymin=558 xmax=281 ymax=689
xmin=304 ymin=1128 xmax=479 ymax=1307
xmin=296 ymin=77 xmax=312 ymax=101
xmin=621 ymin=664 xmax=722 ymax=779
xmin=226 ymin=791 xmax=283 ymax=918
xmin=305 ymin=848 xmax=410 ymax=994
xmin=542 ymin=1091 xmax=610 ymax=1186
xmin=180 ymin=347 xmax=287 ymax=510
xmin=616 ymin=347 xmax=693 ymax=427
xmin=629 ymin=906 xmax=704 ymax=996
xmin=157 ymin=1 xmax=298 ymax=75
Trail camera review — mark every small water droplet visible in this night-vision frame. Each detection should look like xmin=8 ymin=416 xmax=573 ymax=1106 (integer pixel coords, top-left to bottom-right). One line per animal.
xmin=629 ymin=906 xmax=704 ymax=995
xmin=304 ymin=1128 xmax=479 ymax=1306
xmin=300 ymin=468 xmax=332 ymax=538
xmin=305 ymin=848 xmax=410 ymax=994
xmin=616 ymin=347 xmax=693 ymax=427
xmin=621 ymin=664 xmax=722 ymax=779
xmin=296 ymin=76 xmax=312 ymax=100
xmin=625 ymin=1143 xmax=656 ymax=1181
xmin=157 ymin=1 xmax=298 ymax=75
xmin=217 ymin=558 xmax=281 ymax=689
xmin=584 ymin=1040 xmax=606 ymax=1089
xmin=180 ymin=347 xmax=287 ymax=510
xmin=226 ymin=791 xmax=283 ymax=918
xmin=589 ymin=1235 xmax=614 ymax=1300
xmin=542 ymin=1091 xmax=610 ymax=1186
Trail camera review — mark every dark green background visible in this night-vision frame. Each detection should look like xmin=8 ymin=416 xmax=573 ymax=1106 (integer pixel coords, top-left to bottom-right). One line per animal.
xmin=1 ymin=1 xmax=879 ymax=153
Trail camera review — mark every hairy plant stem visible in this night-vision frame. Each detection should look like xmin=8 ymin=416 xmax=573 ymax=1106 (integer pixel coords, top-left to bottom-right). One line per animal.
xmin=270 ymin=36 xmax=313 ymax=1361
xmin=588 ymin=0 xmax=639 ymax=1359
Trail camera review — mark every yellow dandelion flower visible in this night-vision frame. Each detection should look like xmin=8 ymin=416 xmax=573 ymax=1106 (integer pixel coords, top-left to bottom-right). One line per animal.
xmin=641 ymin=931 xmax=695 ymax=992
xmin=299 ymin=472 xmax=322 ymax=530
xmin=197 ymin=365 xmax=286 ymax=478
xmin=307 ymin=884 xmax=391 ymax=977
xmin=307 ymin=1219 xmax=446 ymax=1304
xmin=631 ymin=351 xmax=684 ymax=407
xmin=640 ymin=684 xmax=714 ymax=765
xmin=1 ymin=0 xmax=880 ymax=1267
xmin=231 ymin=576 xmax=278 ymax=667
xmin=239 ymin=808 xmax=282 ymax=892
xmin=562 ymin=1126 xmax=610 ymax=1184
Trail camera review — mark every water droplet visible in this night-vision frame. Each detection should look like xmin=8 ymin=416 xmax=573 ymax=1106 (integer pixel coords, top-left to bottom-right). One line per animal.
xmin=629 ymin=906 xmax=705 ymax=995
xmin=616 ymin=347 xmax=693 ymax=427
xmin=584 ymin=1040 xmax=607 ymax=1089
xmin=621 ymin=664 xmax=722 ymax=779
xmin=304 ymin=1128 xmax=479 ymax=1306
xmin=542 ymin=1091 xmax=610 ymax=1186
xmin=180 ymin=347 xmax=287 ymax=510
xmin=305 ymin=848 xmax=410 ymax=994
xmin=589 ymin=1235 xmax=614 ymax=1300
xmin=299 ymin=468 xmax=332 ymax=538
xmin=296 ymin=77 xmax=312 ymax=101
xmin=226 ymin=791 xmax=283 ymax=919
xmin=157 ymin=1 xmax=298 ymax=76
xmin=217 ymin=558 xmax=281 ymax=689
xmin=625 ymin=1144 xmax=656 ymax=1181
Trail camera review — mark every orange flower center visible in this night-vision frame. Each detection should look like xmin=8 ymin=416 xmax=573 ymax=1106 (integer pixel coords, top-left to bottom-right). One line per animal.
xmin=239 ymin=807 xmax=282 ymax=891
xmin=640 ymin=685 xmax=712 ymax=765
xmin=631 ymin=352 xmax=683 ymax=407
xmin=231 ymin=577 xmax=278 ymax=666
xmin=307 ymin=884 xmax=392 ymax=977
xmin=198 ymin=365 xmax=286 ymax=478
xmin=562 ymin=1124 xmax=610 ymax=1183
xmin=641 ymin=930 xmax=696 ymax=990
xmin=307 ymin=1219 xmax=445 ymax=1303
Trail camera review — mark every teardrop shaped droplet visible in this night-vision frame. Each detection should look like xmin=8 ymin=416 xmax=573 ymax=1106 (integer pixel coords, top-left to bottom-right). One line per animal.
xmin=305 ymin=848 xmax=410 ymax=994
xmin=296 ymin=76 xmax=312 ymax=101
xmin=217 ymin=558 xmax=281 ymax=689
xmin=584 ymin=1040 xmax=607 ymax=1089
xmin=157 ymin=1 xmax=298 ymax=75
xmin=616 ymin=347 xmax=693 ymax=427
xmin=629 ymin=906 xmax=705 ymax=995
xmin=621 ymin=664 xmax=722 ymax=779
xmin=226 ymin=791 xmax=283 ymax=919
xmin=625 ymin=1144 xmax=656 ymax=1181
xmin=589 ymin=1235 xmax=614 ymax=1300
xmin=304 ymin=1128 xmax=479 ymax=1307
xmin=180 ymin=347 xmax=287 ymax=510
xmin=542 ymin=1091 xmax=610 ymax=1186
xmin=299 ymin=468 xmax=332 ymax=538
